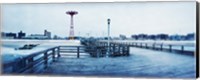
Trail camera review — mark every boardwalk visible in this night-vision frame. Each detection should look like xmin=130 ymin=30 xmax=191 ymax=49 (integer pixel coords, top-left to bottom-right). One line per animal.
xmin=2 ymin=40 xmax=196 ymax=78
xmin=40 ymin=47 xmax=195 ymax=78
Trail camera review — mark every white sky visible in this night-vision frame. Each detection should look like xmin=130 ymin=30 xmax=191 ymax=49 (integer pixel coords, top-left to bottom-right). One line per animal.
xmin=1 ymin=1 xmax=196 ymax=37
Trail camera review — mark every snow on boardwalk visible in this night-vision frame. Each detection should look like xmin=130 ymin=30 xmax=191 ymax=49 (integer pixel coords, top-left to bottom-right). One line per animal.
xmin=40 ymin=47 xmax=195 ymax=78
xmin=2 ymin=39 xmax=196 ymax=78
xmin=2 ymin=40 xmax=81 ymax=64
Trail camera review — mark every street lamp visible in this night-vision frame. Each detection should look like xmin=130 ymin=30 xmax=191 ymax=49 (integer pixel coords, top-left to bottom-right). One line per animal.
xmin=107 ymin=18 xmax=111 ymax=57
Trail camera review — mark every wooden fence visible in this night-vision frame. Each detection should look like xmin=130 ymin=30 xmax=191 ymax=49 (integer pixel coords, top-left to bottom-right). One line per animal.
xmin=3 ymin=44 xmax=130 ymax=74
xmin=99 ymin=41 xmax=195 ymax=55
xmin=3 ymin=46 xmax=60 ymax=74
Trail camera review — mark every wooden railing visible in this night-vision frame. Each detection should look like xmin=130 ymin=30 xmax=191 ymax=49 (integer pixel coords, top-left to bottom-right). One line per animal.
xmin=3 ymin=46 xmax=60 ymax=74
xmin=58 ymin=46 xmax=118 ymax=58
xmin=98 ymin=41 xmax=195 ymax=55
xmin=6 ymin=40 xmax=193 ymax=74
xmin=2 ymin=45 xmax=110 ymax=74
xmin=92 ymin=42 xmax=130 ymax=57
xmin=59 ymin=46 xmax=87 ymax=58
xmin=2 ymin=40 xmax=195 ymax=74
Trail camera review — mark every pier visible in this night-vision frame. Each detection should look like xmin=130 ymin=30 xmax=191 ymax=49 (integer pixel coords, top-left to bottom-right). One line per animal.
xmin=2 ymin=40 xmax=195 ymax=78
xmin=2 ymin=41 xmax=130 ymax=74
xmin=98 ymin=40 xmax=195 ymax=56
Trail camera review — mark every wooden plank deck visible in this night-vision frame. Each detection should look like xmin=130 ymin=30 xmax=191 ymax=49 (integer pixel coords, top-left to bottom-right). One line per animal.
xmin=38 ymin=47 xmax=195 ymax=78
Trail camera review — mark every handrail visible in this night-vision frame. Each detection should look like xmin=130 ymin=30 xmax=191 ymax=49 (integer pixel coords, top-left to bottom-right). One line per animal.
xmin=2 ymin=45 xmax=100 ymax=74
xmin=97 ymin=41 xmax=195 ymax=55
xmin=3 ymin=45 xmax=131 ymax=74
xmin=3 ymin=46 xmax=60 ymax=74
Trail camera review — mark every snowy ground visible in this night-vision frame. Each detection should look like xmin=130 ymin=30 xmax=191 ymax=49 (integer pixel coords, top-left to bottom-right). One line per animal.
xmin=40 ymin=47 xmax=196 ymax=78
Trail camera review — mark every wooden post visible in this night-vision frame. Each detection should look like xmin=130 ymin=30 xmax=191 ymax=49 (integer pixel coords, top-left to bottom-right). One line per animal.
xmin=13 ymin=58 xmax=26 ymax=73
xmin=107 ymin=42 xmax=108 ymax=46
xmin=77 ymin=47 xmax=80 ymax=58
xmin=52 ymin=48 xmax=56 ymax=62
xmin=181 ymin=45 xmax=184 ymax=53
xmin=118 ymin=45 xmax=121 ymax=56
xmin=20 ymin=58 xmax=27 ymax=70
xmin=145 ymin=43 xmax=148 ymax=49
xmin=125 ymin=46 xmax=127 ymax=56
xmin=153 ymin=43 xmax=155 ymax=49
xmin=124 ymin=46 xmax=127 ymax=56
xmin=11 ymin=59 xmax=22 ymax=73
xmin=160 ymin=44 xmax=163 ymax=50
xmin=169 ymin=45 xmax=172 ymax=52
xmin=97 ymin=49 xmax=100 ymax=58
xmin=135 ymin=43 xmax=137 ymax=47
xmin=57 ymin=47 xmax=61 ymax=58
xmin=127 ymin=46 xmax=130 ymax=56
xmin=113 ymin=44 xmax=115 ymax=55
xmin=28 ymin=57 xmax=34 ymax=72
xmin=122 ymin=46 xmax=125 ymax=56
xmin=44 ymin=52 xmax=48 ymax=68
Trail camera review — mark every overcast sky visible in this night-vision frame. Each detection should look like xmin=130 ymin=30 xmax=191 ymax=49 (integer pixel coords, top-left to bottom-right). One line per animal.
xmin=1 ymin=1 xmax=196 ymax=37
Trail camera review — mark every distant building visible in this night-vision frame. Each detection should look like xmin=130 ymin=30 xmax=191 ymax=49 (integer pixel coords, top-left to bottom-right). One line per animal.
xmin=131 ymin=35 xmax=139 ymax=40
xmin=1 ymin=32 xmax=6 ymax=38
xmin=169 ymin=34 xmax=185 ymax=40
xmin=26 ymin=30 xmax=51 ymax=39
xmin=113 ymin=37 xmax=120 ymax=40
xmin=1 ymin=32 xmax=17 ymax=39
xmin=138 ymin=34 xmax=148 ymax=40
xmin=148 ymin=35 xmax=156 ymax=40
xmin=53 ymin=35 xmax=63 ymax=39
xmin=44 ymin=30 xmax=51 ymax=39
xmin=119 ymin=34 xmax=126 ymax=40
xmin=185 ymin=33 xmax=195 ymax=40
xmin=156 ymin=34 xmax=169 ymax=40
xmin=26 ymin=34 xmax=48 ymax=39
xmin=18 ymin=30 xmax=26 ymax=39
xmin=53 ymin=35 xmax=59 ymax=39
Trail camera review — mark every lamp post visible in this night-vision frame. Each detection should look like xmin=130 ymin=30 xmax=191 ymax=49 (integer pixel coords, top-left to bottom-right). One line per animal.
xmin=107 ymin=18 xmax=111 ymax=57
